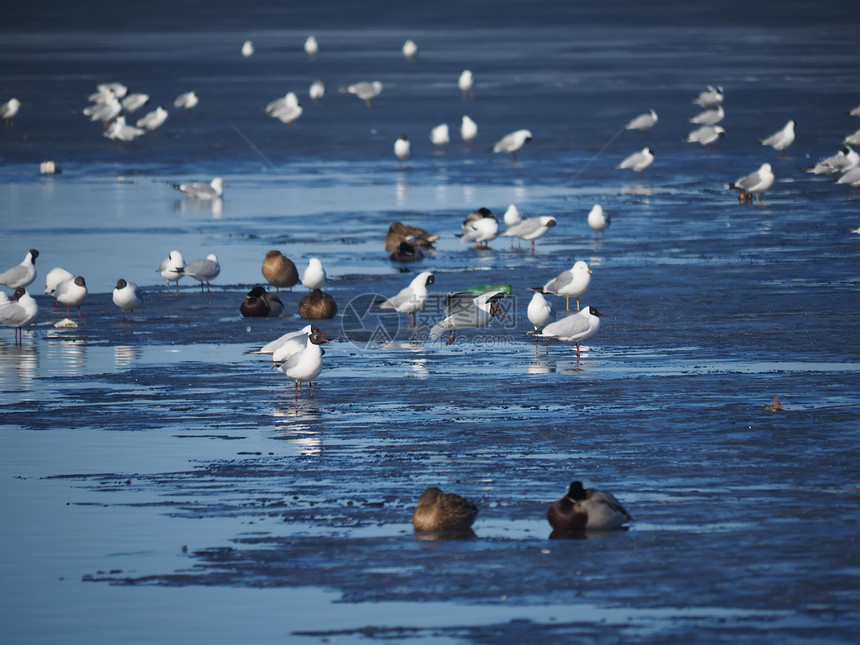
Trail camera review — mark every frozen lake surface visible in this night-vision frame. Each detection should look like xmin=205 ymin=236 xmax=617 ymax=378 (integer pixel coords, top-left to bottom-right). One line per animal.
xmin=2 ymin=1 xmax=859 ymax=642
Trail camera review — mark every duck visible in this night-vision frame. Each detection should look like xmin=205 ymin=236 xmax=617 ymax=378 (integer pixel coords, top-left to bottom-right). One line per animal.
xmin=240 ymin=286 xmax=284 ymax=318
xmin=0 ymin=287 xmax=38 ymax=343
xmin=55 ymin=276 xmax=87 ymax=318
xmin=389 ymin=241 xmax=423 ymax=263
xmin=112 ymin=279 xmax=141 ymax=321
xmin=278 ymin=328 xmax=328 ymax=399
xmin=384 ymin=222 xmax=439 ymax=252
xmin=547 ymin=481 xmax=632 ymax=535
xmin=298 ymin=288 xmax=337 ymax=320
xmin=412 ymin=487 xmax=478 ymax=533
xmin=0 ymin=249 xmax=38 ymax=289
xmin=261 ymin=250 xmax=299 ymax=291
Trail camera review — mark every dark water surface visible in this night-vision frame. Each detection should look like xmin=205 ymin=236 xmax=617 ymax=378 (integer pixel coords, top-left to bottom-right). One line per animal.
xmin=2 ymin=2 xmax=859 ymax=643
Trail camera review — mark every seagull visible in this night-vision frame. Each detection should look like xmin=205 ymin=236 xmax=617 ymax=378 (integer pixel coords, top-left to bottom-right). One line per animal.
xmin=527 ymin=290 xmax=553 ymax=337
xmin=428 ymin=290 xmax=508 ymax=345
xmin=309 ymin=80 xmax=325 ymax=105
xmin=761 ymin=119 xmax=796 ymax=155
xmin=587 ymin=204 xmax=611 ymax=239
xmin=689 ymin=104 xmax=724 ymax=126
xmin=625 ymin=109 xmax=658 ymax=132
xmin=547 ymin=480 xmax=632 ymax=535
xmin=836 ymin=166 xmax=860 ymax=190
xmin=460 ymin=115 xmax=477 ymax=142
xmin=241 ymin=40 xmax=254 ymax=57
xmin=461 ymin=207 xmax=499 ymax=249
xmin=492 ymin=129 xmax=532 ymax=161
xmin=686 ymin=125 xmax=725 ymax=150
xmin=0 ymin=249 xmax=38 ymax=289
xmin=616 ymin=147 xmax=654 ymax=175
xmin=394 ymin=134 xmax=411 ymax=161
xmin=240 ymin=286 xmax=284 ymax=318
xmin=378 ymin=271 xmax=435 ymax=325
xmin=112 ymin=279 xmax=141 ymax=321
xmin=402 ymin=39 xmax=417 ymax=62
xmin=171 ymin=177 xmax=224 ymax=199
xmin=728 ymin=163 xmax=774 ymax=203
xmin=44 ymin=267 xmax=75 ymax=301
xmin=2 ymin=98 xmax=22 ymax=125
xmin=55 ymin=276 xmax=87 ymax=318
xmin=304 ymin=35 xmax=319 ymax=57
xmin=0 ymin=288 xmax=38 ymax=343
xmin=265 ymin=92 xmax=302 ymax=126
xmin=258 ymin=323 xmax=322 ymax=358
xmin=136 ymin=106 xmax=168 ymax=133
xmin=458 ymin=70 xmax=474 ymax=101
xmin=692 ymin=85 xmax=724 ymax=108
xmin=104 ymin=116 xmax=145 ymax=144
xmin=173 ymin=91 xmax=198 ymax=111
xmin=121 ymin=93 xmax=149 ymax=113
xmin=278 ymin=328 xmax=328 ymax=399
xmin=298 ymin=289 xmax=337 ymax=320
xmin=83 ymin=95 xmax=121 ymax=123
xmin=261 ymin=250 xmax=298 ymax=291
xmin=844 ymin=129 xmax=860 ymax=146
xmin=535 ymin=306 xmax=606 ymax=358
xmin=158 ymin=250 xmax=185 ymax=292
xmin=430 ymin=123 xmax=450 ymax=147
xmin=181 ymin=254 xmax=220 ymax=292
xmin=503 ymin=204 xmax=522 ymax=227
xmin=384 ymin=222 xmax=439 ymax=252
xmin=412 ymin=487 xmax=478 ymax=533
xmin=345 ymin=81 xmax=383 ymax=107
xmin=502 ymin=216 xmax=556 ymax=251
xmin=804 ymin=147 xmax=858 ymax=176
xmin=537 ymin=260 xmax=592 ymax=312
xmin=301 ymin=258 xmax=326 ymax=291
xmin=94 ymin=82 xmax=127 ymax=99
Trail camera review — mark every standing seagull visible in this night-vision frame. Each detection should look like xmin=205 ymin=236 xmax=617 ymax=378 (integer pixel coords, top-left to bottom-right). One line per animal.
xmin=136 ymin=106 xmax=168 ymax=133
xmin=535 ymin=306 xmax=606 ymax=358
xmin=173 ymin=91 xmax=199 ymax=112
xmin=0 ymin=288 xmax=38 ymax=343
xmin=460 ymin=115 xmax=478 ymax=142
xmin=402 ymin=39 xmax=418 ymax=62
xmin=625 ymin=109 xmax=658 ymax=133
xmin=171 ymin=177 xmax=224 ymax=199
xmin=378 ymin=271 xmax=435 ymax=325
xmin=548 ymin=480 xmax=632 ymax=535
xmin=527 ymin=290 xmax=553 ymax=338
xmin=0 ymin=249 xmax=38 ymax=288
xmin=112 ymin=279 xmax=141 ymax=321
xmin=728 ymin=163 xmax=774 ymax=203
xmin=45 ymin=267 xmax=75 ymax=303
xmin=616 ymin=147 xmax=655 ymax=176
xmin=301 ymin=258 xmax=327 ymax=291
xmin=461 ymin=207 xmax=499 ymax=249
xmin=492 ymin=129 xmax=532 ymax=161
xmin=537 ymin=260 xmax=592 ymax=312
xmin=692 ymin=85 xmax=724 ymax=108
xmin=158 ymin=250 xmax=185 ymax=292
xmin=686 ymin=125 xmax=725 ymax=150
xmin=458 ymin=70 xmax=474 ymax=101
xmin=309 ymin=80 xmax=325 ymax=105
xmin=2 ymin=98 xmax=22 ymax=125
xmin=344 ymin=81 xmax=383 ymax=107
xmin=689 ymin=104 xmax=724 ymax=126
xmin=587 ymin=204 xmax=611 ymax=239
xmin=304 ymin=35 xmax=319 ymax=58
xmin=279 ymin=328 xmax=328 ymax=399
xmin=181 ymin=254 xmax=220 ymax=292
xmin=55 ymin=276 xmax=87 ymax=318
xmin=428 ymin=290 xmax=508 ymax=345
xmin=430 ymin=123 xmax=450 ymax=148
xmin=502 ymin=216 xmax=557 ymax=251
xmin=761 ymin=119 xmax=796 ymax=156
xmin=395 ymin=134 xmax=411 ymax=161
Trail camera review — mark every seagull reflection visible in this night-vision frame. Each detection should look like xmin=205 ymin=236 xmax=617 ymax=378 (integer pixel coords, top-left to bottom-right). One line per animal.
xmin=620 ymin=184 xmax=652 ymax=197
xmin=44 ymin=336 xmax=86 ymax=376
xmin=175 ymin=196 xmax=223 ymax=218
xmin=113 ymin=344 xmax=140 ymax=368
xmin=395 ymin=173 xmax=408 ymax=207
xmin=0 ymin=340 xmax=38 ymax=391
xmin=273 ymin=404 xmax=323 ymax=456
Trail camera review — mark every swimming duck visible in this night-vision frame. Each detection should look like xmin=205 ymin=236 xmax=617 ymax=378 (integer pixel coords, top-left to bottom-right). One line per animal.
xmin=298 ymin=288 xmax=337 ymax=320
xmin=240 ymin=286 xmax=284 ymax=318
xmin=412 ymin=487 xmax=478 ymax=533
xmin=547 ymin=481 xmax=632 ymax=535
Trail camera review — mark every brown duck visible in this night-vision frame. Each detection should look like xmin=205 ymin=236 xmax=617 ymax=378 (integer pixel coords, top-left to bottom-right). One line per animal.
xmin=298 ymin=288 xmax=337 ymax=319
xmin=412 ymin=487 xmax=478 ymax=533
xmin=261 ymin=250 xmax=299 ymax=291
xmin=385 ymin=222 xmax=439 ymax=252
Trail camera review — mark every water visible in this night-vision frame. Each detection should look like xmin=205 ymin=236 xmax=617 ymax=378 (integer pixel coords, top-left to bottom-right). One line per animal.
xmin=2 ymin=2 xmax=860 ymax=642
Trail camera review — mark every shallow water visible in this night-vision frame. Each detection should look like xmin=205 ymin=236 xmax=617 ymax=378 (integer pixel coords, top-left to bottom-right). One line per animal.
xmin=2 ymin=1 xmax=860 ymax=643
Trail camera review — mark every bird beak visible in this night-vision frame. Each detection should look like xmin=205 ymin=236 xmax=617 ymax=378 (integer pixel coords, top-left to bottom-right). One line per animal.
xmin=587 ymin=269 xmax=593 ymax=274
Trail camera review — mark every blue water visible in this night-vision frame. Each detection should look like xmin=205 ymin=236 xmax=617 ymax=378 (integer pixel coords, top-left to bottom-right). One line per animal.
xmin=2 ymin=2 xmax=860 ymax=643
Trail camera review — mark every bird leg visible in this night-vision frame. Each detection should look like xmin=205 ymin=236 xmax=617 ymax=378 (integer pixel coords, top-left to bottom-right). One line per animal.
xmin=446 ymin=330 xmax=456 ymax=345
xmin=565 ymin=297 xmax=570 ymax=312
xmin=575 ymin=342 xmax=581 ymax=358
xmin=576 ymin=298 xmax=581 ymax=311
xmin=294 ymin=381 xmax=300 ymax=400
xmin=309 ymin=382 xmax=314 ymax=399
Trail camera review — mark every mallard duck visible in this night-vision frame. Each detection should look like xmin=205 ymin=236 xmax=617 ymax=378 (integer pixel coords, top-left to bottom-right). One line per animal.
xmin=261 ymin=250 xmax=299 ymax=291
xmin=547 ymin=481 xmax=632 ymax=535
xmin=240 ymin=286 xmax=284 ymax=318
xmin=385 ymin=222 xmax=439 ymax=252
xmin=298 ymin=288 xmax=337 ymax=320
xmin=390 ymin=241 xmax=423 ymax=262
xmin=412 ymin=487 xmax=478 ymax=533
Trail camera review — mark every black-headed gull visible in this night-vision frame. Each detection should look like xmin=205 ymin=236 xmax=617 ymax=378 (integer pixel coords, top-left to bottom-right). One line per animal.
xmin=83 ymin=95 xmax=121 ymax=123
xmin=55 ymin=276 xmax=87 ymax=318
xmin=241 ymin=40 xmax=254 ymax=57
xmin=689 ymin=104 xmax=724 ymax=126
xmin=394 ymin=134 xmax=411 ymax=161
xmin=171 ymin=177 xmax=224 ymax=199
xmin=136 ymin=106 xmax=168 ymax=133
xmin=255 ymin=323 xmax=321 ymax=357
xmin=761 ymin=120 xmax=796 ymax=155
xmin=458 ymin=70 xmax=474 ymax=101
xmin=461 ymin=207 xmax=499 ymax=249
xmin=301 ymin=258 xmax=326 ymax=291
xmin=344 ymin=81 xmax=383 ymax=107
xmin=412 ymin=487 xmax=478 ymax=533
xmin=527 ymin=290 xmax=553 ymax=337
xmin=309 ymin=80 xmax=325 ymax=105
xmin=616 ymin=147 xmax=654 ymax=175
xmin=402 ymin=39 xmax=417 ymax=62
xmin=587 ymin=204 xmax=611 ymax=239
xmin=298 ymin=289 xmax=337 ymax=320
xmin=104 ymin=116 xmax=145 ymax=144
xmin=265 ymin=92 xmax=302 ymax=126
xmin=503 ymin=204 xmax=522 ymax=227
xmin=537 ymin=260 xmax=592 ymax=312
xmin=1 ymin=98 xmax=21 ymax=125
xmin=385 ymin=222 xmax=439 ymax=252
xmin=304 ymin=35 xmax=319 ymax=57
xmin=430 ymin=123 xmax=450 ymax=147
xmin=728 ymin=163 xmax=774 ymax=203
xmin=0 ymin=249 xmax=38 ymax=289
xmin=241 ymin=286 xmax=284 ymax=318
xmin=279 ymin=328 xmax=328 ymax=399
xmin=692 ymin=85 xmax=724 ymax=108
xmin=502 ymin=216 xmax=556 ymax=251
xmin=845 ymin=129 xmax=860 ymax=146
xmin=261 ymin=250 xmax=298 ymax=291
xmin=121 ymin=93 xmax=149 ymax=113
xmin=158 ymin=250 xmax=185 ymax=292
xmin=428 ymin=290 xmax=508 ymax=345
xmin=492 ymin=129 xmax=532 ymax=161
xmin=174 ymin=91 xmax=199 ymax=111
xmin=45 ymin=267 xmax=74 ymax=302
xmin=548 ymin=480 xmax=632 ymax=535
xmin=112 ymin=279 xmax=141 ymax=321
xmin=181 ymin=254 xmax=220 ymax=292
xmin=686 ymin=125 xmax=725 ymax=150
xmin=535 ymin=305 xmax=606 ymax=357
xmin=0 ymin=288 xmax=38 ymax=343
xmin=625 ymin=109 xmax=658 ymax=132
xmin=378 ymin=271 xmax=435 ymax=325
xmin=804 ymin=147 xmax=858 ymax=176
xmin=460 ymin=115 xmax=477 ymax=142
xmin=837 ymin=166 xmax=860 ymax=190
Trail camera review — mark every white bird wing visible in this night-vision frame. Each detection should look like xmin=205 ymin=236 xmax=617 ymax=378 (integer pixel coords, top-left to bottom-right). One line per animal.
xmin=543 ymin=270 xmax=572 ymax=294
xmin=540 ymin=312 xmax=590 ymax=338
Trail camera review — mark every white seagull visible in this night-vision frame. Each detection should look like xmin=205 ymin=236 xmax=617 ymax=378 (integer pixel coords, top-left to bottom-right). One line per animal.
xmin=158 ymin=250 xmax=186 ymax=292
xmin=492 ymin=129 xmax=532 ymax=160
xmin=402 ymin=39 xmax=417 ymax=62
xmin=241 ymin=40 xmax=254 ymax=57
xmin=616 ymin=147 xmax=654 ymax=175
xmin=503 ymin=204 xmax=522 ymax=227
xmin=460 ymin=115 xmax=477 ymax=142
xmin=686 ymin=125 xmax=726 ymax=150
xmin=259 ymin=324 xmax=323 ymax=361
xmin=136 ymin=106 xmax=168 ymax=132
xmin=121 ymin=93 xmax=149 ymax=113
xmin=279 ymin=328 xmax=328 ymax=399
xmin=430 ymin=123 xmax=450 ymax=147
xmin=1 ymin=98 xmax=21 ymax=125
xmin=502 ymin=216 xmax=557 ymax=251
xmin=461 ymin=207 xmax=499 ymax=249
xmin=181 ymin=254 xmax=220 ymax=292
xmin=304 ymin=35 xmax=319 ymax=57
xmin=394 ymin=135 xmax=411 ymax=161
xmin=761 ymin=119 xmax=796 ymax=155
xmin=309 ymin=80 xmax=325 ymax=105
xmin=527 ymin=290 xmax=553 ymax=337
xmin=535 ymin=305 xmax=606 ymax=358
xmin=625 ymin=109 xmax=658 ymax=132
xmin=458 ymin=70 xmax=474 ymax=101
xmin=173 ymin=91 xmax=199 ymax=111
xmin=378 ymin=271 xmax=435 ymax=325
xmin=113 ymin=279 xmax=141 ymax=321
xmin=171 ymin=177 xmax=225 ymax=199
xmin=836 ymin=166 xmax=860 ymax=189
xmin=0 ymin=288 xmax=38 ymax=343
xmin=301 ymin=258 xmax=326 ymax=291
xmin=0 ymin=249 xmax=38 ymax=289
xmin=537 ymin=260 xmax=592 ymax=312
xmin=689 ymin=104 xmax=724 ymax=126
xmin=428 ymin=290 xmax=508 ymax=345
xmin=692 ymin=85 xmax=724 ymax=108
xmin=267 ymin=92 xmax=303 ymax=126
xmin=345 ymin=81 xmax=383 ymax=107
xmin=83 ymin=95 xmax=121 ymax=123
xmin=44 ymin=267 xmax=75 ymax=302
xmin=844 ymin=129 xmax=860 ymax=146
xmin=587 ymin=204 xmax=611 ymax=239
xmin=104 ymin=116 xmax=145 ymax=143
xmin=55 ymin=276 xmax=87 ymax=318
xmin=728 ymin=163 xmax=774 ymax=203
xmin=805 ymin=147 xmax=858 ymax=176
